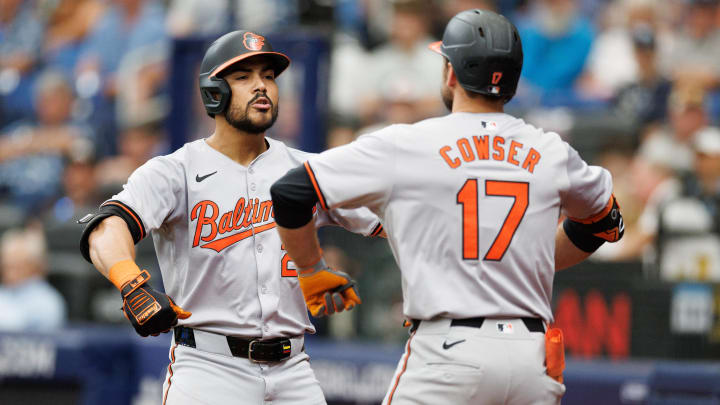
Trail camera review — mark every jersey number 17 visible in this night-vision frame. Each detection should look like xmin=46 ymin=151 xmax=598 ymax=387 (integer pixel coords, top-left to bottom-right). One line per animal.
xmin=457 ymin=179 xmax=529 ymax=261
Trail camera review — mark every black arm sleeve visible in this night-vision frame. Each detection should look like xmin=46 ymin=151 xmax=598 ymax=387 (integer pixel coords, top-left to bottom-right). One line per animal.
xmin=78 ymin=201 xmax=146 ymax=263
xmin=562 ymin=219 xmax=607 ymax=253
xmin=270 ymin=165 xmax=319 ymax=229
xmin=562 ymin=196 xmax=624 ymax=253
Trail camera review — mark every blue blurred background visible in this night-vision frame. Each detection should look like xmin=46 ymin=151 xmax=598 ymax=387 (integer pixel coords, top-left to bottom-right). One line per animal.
xmin=1 ymin=0 xmax=720 ymax=404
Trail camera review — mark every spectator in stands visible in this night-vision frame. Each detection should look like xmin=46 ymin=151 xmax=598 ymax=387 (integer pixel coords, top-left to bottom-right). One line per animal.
xmin=661 ymin=0 xmax=720 ymax=90
xmin=631 ymin=135 xmax=678 ymax=213
xmin=595 ymin=134 xmax=675 ymax=261
xmin=604 ymin=123 xmax=685 ymax=263
xmin=434 ymin=0 xmax=497 ymax=37
xmin=613 ymin=24 xmax=672 ymax=131
xmin=357 ymin=0 xmax=442 ymax=126
xmin=0 ymin=0 xmax=44 ymax=126
xmin=329 ymin=0 xmax=443 ymax=145
xmin=47 ymin=150 xmax=99 ymax=225
xmin=77 ymin=0 xmax=167 ymax=96
xmin=166 ymin=0 xmax=229 ymax=38
xmin=328 ymin=76 xmax=431 ymax=148
xmin=114 ymin=43 xmax=170 ymax=131
xmin=517 ymin=0 xmax=595 ymax=103
xmin=234 ymin=0 xmax=300 ymax=34
xmin=328 ymin=27 xmax=371 ymax=123
xmin=355 ymin=77 xmax=438 ymax=137
xmin=75 ymin=0 xmax=167 ymax=156
xmin=627 ymin=127 xmax=720 ymax=280
xmin=581 ymin=0 xmax=659 ymax=99
xmin=643 ymin=84 xmax=709 ymax=172
xmin=590 ymin=140 xmax=638 ymax=259
xmin=42 ymin=0 xmax=105 ymax=77
xmin=0 ymin=71 xmax=93 ymax=214
xmin=0 ymin=226 xmax=67 ymax=331
xmin=94 ymin=121 xmax=165 ymax=198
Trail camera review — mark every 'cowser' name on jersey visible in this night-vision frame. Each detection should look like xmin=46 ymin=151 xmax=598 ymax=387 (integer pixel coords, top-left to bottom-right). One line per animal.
xmin=439 ymin=135 xmax=541 ymax=173
xmin=191 ymin=198 xmax=274 ymax=253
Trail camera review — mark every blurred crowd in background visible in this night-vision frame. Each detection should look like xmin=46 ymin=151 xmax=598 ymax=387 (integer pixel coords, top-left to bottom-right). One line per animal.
xmin=1 ymin=0 xmax=720 ymax=344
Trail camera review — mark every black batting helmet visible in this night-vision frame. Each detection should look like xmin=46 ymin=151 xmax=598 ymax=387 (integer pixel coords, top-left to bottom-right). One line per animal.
xmin=199 ymin=30 xmax=290 ymax=117
xmin=429 ymin=9 xmax=523 ymax=101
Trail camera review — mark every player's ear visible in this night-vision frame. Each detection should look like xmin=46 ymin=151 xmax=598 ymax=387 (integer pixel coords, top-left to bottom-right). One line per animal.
xmin=446 ymin=62 xmax=458 ymax=88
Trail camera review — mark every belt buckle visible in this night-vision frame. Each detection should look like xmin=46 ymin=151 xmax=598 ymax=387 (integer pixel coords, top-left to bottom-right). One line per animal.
xmin=247 ymin=339 xmax=267 ymax=363
xmin=248 ymin=339 xmax=272 ymax=363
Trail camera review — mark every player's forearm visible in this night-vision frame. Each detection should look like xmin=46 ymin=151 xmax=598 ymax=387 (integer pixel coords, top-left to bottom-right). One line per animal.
xmin=88 ymin=216 xmax=136 ymax=278
xmin=276 ymin=220 xmax=323 ymax=270
xmin=271 ymin=164 xmax=325 ymax=268
xmin=554 ymin=223 xmax=592 ymax=271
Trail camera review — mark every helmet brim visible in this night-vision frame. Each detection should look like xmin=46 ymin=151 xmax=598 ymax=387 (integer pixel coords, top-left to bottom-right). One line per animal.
xmin=210 ymin=51 xmax=291 ymax=78
xmin=428 ymin=41 xmax=443 ymax=55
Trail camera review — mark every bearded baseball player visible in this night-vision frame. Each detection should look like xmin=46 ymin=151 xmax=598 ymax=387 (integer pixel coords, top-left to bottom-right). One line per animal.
xmin=77 ymin=30 xmax=379 ymax=405
xmin=270 ymin=9 xmax=624 ymax=405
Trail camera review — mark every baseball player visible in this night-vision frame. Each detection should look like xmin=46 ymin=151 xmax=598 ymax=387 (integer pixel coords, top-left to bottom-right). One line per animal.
xmin=77 ymin=30 xmax=380 ymax=405
xmin=270 ymin=10 xmax=624 ymax=405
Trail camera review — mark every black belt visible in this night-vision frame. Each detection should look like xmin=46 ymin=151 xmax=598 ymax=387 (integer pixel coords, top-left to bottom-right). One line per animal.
xmin=411 ymin=317 xmax=545 ymax=333
xmin=174 ymin=326 xmax=297 ymax=363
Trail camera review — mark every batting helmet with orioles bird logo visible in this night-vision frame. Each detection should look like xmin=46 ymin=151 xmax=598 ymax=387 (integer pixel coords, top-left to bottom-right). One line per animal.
xmin=198 ymin=30 xmax=291 ymax=117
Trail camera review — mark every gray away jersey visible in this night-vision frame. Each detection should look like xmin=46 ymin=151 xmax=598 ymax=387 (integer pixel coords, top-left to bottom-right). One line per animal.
xmin=306 ymin=112 xmax=612 ymax=323
xmin=106 ymin=137 xmax=381 ymax=338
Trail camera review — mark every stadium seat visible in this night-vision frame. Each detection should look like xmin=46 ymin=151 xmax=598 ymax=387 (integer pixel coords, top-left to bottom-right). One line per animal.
xmin=47 ymin=252 xmax=96 ymax=321
xmin=44 ymin=220 xmax=85 ymax=252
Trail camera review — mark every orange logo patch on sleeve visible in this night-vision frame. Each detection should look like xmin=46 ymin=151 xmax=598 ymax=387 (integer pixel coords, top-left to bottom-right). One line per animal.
xmin=243 ymin=32 xmax=266 ymax=51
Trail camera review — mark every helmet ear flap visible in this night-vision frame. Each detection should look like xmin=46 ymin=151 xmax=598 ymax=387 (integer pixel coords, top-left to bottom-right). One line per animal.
xmin=199 ymin=73 xmax=231 ymax=117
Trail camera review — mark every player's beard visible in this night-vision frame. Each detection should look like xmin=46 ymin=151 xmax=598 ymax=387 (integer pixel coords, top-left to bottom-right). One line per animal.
xmin=441 ymin=84 xmax=453 ymax=111
xmin=225 ymin=94 xmax=279 ymax=134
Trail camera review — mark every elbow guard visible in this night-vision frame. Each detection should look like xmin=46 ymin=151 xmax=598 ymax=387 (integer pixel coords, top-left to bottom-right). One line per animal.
xmin=78 ymin=201 xmax=146 ymax=263
xmin=563 ymin=195 xmax=624 ymax=253
xmin=270 ymin=166 xmax=318 ymax=229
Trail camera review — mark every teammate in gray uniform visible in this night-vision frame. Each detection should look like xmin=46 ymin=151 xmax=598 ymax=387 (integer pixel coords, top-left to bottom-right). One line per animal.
xmin=78 ymin=30 xmax=380 ymax=405
xmin=270 ymin=10 xmax=624 ymax=405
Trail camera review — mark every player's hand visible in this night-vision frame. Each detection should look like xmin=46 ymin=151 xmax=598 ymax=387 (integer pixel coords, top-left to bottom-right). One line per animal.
xmin=298 ymin=267 xmax=361 ymax=317
xmin=120 ymin=270 xmax=192 ymax=337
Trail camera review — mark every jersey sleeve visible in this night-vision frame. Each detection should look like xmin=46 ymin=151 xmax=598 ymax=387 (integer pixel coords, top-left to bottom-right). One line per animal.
xmin=315 ymin=206 xmax=383 ymax=237
xmin=305 ymin=127 xmax=396 ymax=213
xmin=559 ymin=143 xmax=614 ymax=220
xmin=105 ymin=156 xmax=184 ymax=239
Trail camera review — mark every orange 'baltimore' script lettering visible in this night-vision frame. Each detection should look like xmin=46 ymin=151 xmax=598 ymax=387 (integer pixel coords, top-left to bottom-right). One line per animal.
xmin=191 ymin=198 xmax=275 ymax=252
xmin=438 ymin=135 xmax=541 ymax=173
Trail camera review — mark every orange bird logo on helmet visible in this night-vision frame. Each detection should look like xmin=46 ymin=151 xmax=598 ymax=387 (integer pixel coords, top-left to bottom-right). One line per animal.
xmin=243 ymin=32 xmax=265 ymax=51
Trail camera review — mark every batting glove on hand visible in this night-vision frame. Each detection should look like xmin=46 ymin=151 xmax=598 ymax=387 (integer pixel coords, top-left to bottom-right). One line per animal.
xmin=120 ymin=270 xmax=191 ymax=337
xmin=298 ymin=259 xmax=361 ymax=317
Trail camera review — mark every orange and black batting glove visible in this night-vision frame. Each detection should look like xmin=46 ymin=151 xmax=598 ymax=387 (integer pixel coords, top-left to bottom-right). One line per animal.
xmin=109 ymin=260 xmax=191 ymax=337
xmin=297 ymin=258 xmax=362 ymax=317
